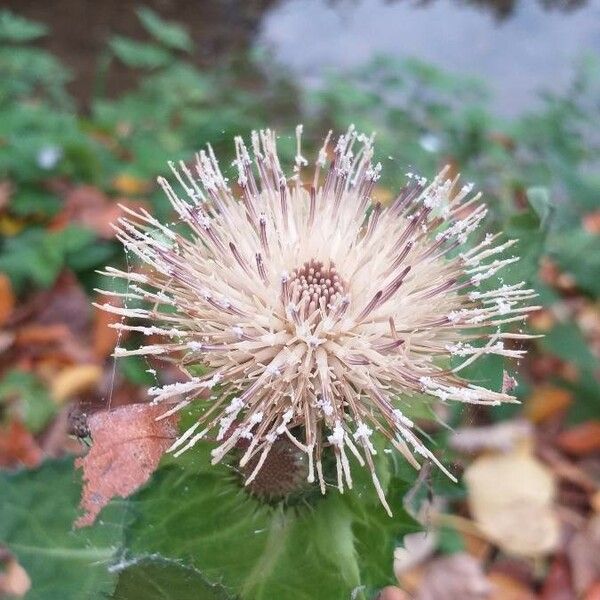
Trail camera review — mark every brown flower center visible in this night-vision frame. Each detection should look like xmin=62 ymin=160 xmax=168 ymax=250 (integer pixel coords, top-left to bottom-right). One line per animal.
xmin=288 ymin=259 xmax=346 ymax=319
xmin=241 ymin=438 xmax=310 ymax=501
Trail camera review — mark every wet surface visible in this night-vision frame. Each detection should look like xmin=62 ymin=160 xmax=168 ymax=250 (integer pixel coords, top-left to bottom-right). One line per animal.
xmin=259 ymin=0 xmax=600 ymax=116
xmin=5 ymin=0 xmax=600 ymax=115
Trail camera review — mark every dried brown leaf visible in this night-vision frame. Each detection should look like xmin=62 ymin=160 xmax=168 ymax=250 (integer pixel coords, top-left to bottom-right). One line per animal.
xmin=525 ymin=386 xmax=572 ymax=423
xmin=55 ymin=184 xmax=147 ymax=239
xmin=92 ymin=298 xmax=122 ymax=360
xmin=488 ymin=573 xmax=538 ymax=600
xmin=0 ymin=420 xmax=43 ymax=469
xmin=540 ymin=555 xmax=576 ymax=600
xmin=417 ymin=553 xmax=492 ymax=600
xmin=557 ymin=422 xmax=600 ymax=456
xmin=567 ymin=515 xmax=600 ymax=596
xmin=75 ymin=403 xmax=179 ymax=527
xmin=0 ymin=273 xmax=15 ymax=327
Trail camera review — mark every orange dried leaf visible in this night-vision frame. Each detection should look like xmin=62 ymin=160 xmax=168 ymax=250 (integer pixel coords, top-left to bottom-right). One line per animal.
xmin=557 ymin=421 xmax=600 ymax=456
xmin=583 ymin=211 xmax=600 ymax=234
xmin=75 ymin=403 xmax=179 ymax=527
xmin=0 ymin=421 xmax=43 ymax=469
xmin=525 ymin=386 xmax=573 ymax=423
xmin=585 ymin=582 xmax=600 ymax=600
xmin=0 ymin=273 xmax=15 ymax=326
xmin=488 ymin=573 xmax=538 ymax=600
xmin=112 ymin=173 xmax=150 ymax=196
xmin=92 ymin=300 xmax=121 ymax=360
xmin=14 ymin=324 xmax=70 ymax=346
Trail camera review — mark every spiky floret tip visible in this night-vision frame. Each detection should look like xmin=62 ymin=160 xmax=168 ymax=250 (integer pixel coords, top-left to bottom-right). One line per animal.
xmin=99 ymin=125 xmax=537 ymax=515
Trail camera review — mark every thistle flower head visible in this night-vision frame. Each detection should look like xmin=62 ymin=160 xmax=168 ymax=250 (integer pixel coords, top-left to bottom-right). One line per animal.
xmin=100 ymin=125 xmax=537 ymax=514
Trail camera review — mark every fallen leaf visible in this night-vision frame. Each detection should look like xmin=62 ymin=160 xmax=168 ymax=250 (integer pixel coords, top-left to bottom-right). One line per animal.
xmin=465 ymin=447 xmax=560 ymax=557
xmin=417 ymin=553 xmax=491 ymax=600
xmin=525 ymin=386 xmax=572 ymax=423
xmin=0 ymin=421 xmax=43 ymax=469
xmin=0 ymin=273 xmax=15 ymax=326
xmin=0 ymin=179 xmax=12 ymax=211
xmin=51 ymin=364 xmax=102 ymax=403
xmin=584 ymin=582 xmax=600 ymax=600
xmin=450 ymin=420 xmax=532 ymax=454
xmin=35 ymin=271 xmax=91 ymax=339
xmin=557 ymin=422 xmax=600 ymax=456
xmin=55 ymin=185 xmax=147 ymax=239
xmin=14 ymin=323 xmax=70 ymax=346
xmin=567 ymin=515 xmax=600 ymax=596
xmin=75 ymin=403 xmax=179 ymax=527
xmin=488 ymin=573 xmax=538 ymax=600
xmin=583 ymin=211 xmax=600 ymax=234
xmin=92 ymin=299 xmax=122 ymax=360
xmin=394 ymin=531 xmax=438 ymax=576
xmin=377 ymin=587 xmax=410 ymax=600
xmin=0 ymin=548 xmax=31 ymax=598
xmin=540 ymin=555 xmax=576 ymax=600
xmin=112 ymin=173 xmax=150 ymax=196
xmin=0 ymin=214 xmax=25 ymax=236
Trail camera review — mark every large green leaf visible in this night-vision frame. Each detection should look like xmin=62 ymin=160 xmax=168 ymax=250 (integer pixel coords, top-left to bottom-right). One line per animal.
xmin=112 ymin=558 xmax=230 ymax=600
xmin=0 ymin=459 xmax=128 ymax=600
xmin=123 ymin=460 xmax=415 ymax=600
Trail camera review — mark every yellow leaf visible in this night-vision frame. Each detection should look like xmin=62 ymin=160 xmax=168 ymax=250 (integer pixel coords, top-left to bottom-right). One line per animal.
xmin=465 ymin=448 xmax=560 ymax=557
xmin=524 ymin=385 xmax=572 ymax=423
xmin=112 ymin=173 xmax=149 ymax=196
xmin=0 ymin=214 xmax=25 ymax=236
xmin=51 ymin=364 xmax=102 ymax=403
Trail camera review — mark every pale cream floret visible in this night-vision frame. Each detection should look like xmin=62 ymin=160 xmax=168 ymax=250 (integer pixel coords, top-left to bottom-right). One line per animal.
xmin=97 ymin=125 xmax=538 ymax=515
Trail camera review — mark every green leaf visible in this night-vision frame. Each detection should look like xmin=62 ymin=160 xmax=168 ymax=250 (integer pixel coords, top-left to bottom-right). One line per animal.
xmin=549 ymin=229 xmax=600 ymax=296
xmin=112 ymin=559 xmax=231 ymax=600
xmin=9 ymin=189 xmax=62 ymax=218
xmin=0 ymin=11 xmax=47 ymax=42
xmin=502 ymin=187 xmax=552 ymax=286
xmin=136 ymin=8 xmax=192 ymax=52
xmin=118 ymin=355 xmax=156 ymax=386
xmin=539 ymin=322 xmax=598 ymax=372
xmin=109 ymin=36 xmax=172 ymax=70
xmin=124 ymin=462 xmax=415 ymax=600
xmin=526 ymin=187 xmax=552 ymax=229
xmin=0 ymin=226 xmax=96 ymax=291
xmin=0 ymin=369 xmax=56 ymax=433
xmin=0 ymin=228 xmax=64 ymax=291
xmin=0 ymin=459 xmax=128 ymax=600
